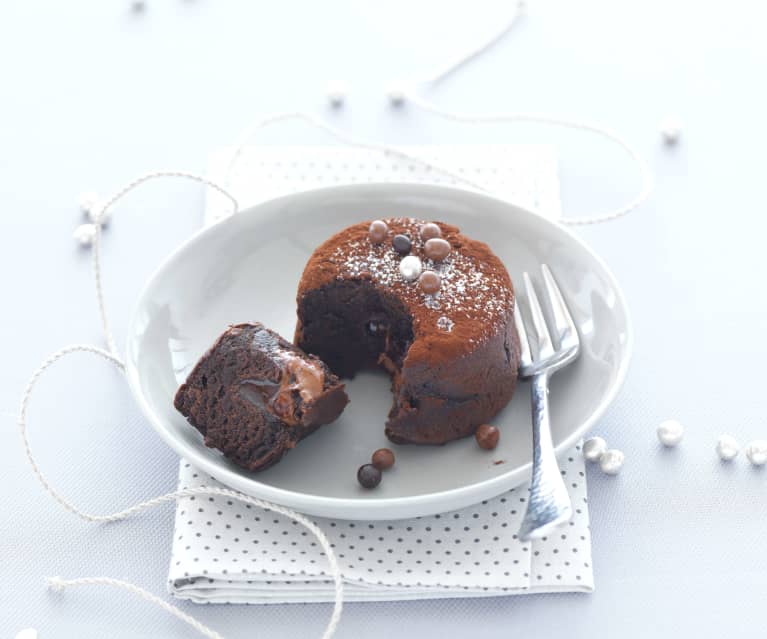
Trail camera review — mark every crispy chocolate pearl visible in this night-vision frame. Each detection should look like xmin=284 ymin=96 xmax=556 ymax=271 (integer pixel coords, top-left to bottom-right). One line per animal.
xmin=399 ymin=255 xmax=422 ymax=281
xmin=357 ymin=463 xmax=382 ymax=488
xmin=392 ymin=234 xmax=412 ymax=255
xmin=372 ymin=448 xmax=395 ymax=470
xmin=369 ymin=220 xmax=388 ymax=244
xmin=420 ymin=222 xmax=441 ymax=241
xmin=424 ymin=238 xmax=451 ymax=261
xmin=418 ymin=270 xmax=441 ymax=294
xmin=475 ymin=424 xmax=500 ymax=450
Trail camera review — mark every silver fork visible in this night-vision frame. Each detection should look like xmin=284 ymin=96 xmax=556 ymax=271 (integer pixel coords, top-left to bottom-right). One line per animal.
xmin=515 ymin=265 xmax=581 ymax=541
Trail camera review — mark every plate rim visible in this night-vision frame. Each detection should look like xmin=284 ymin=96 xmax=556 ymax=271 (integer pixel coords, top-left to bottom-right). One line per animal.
xmin=124 ymin=182 xmax=633 ymax=520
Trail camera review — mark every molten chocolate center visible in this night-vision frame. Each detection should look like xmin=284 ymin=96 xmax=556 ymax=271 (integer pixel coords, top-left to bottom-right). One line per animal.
xmin=239 ymin=353 xmax=325 ymax=426
xmin=280 ymin=353 xmax=325 ymax=403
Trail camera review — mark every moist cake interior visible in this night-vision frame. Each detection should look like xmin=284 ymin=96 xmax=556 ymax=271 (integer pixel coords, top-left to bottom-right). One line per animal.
xmin=297 ymin=279 xmax=413 ymax=377
xmin=296 ymin=278 xmax=415 ymax=422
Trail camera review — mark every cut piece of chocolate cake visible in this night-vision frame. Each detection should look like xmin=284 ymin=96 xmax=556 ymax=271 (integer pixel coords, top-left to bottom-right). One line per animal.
xmin=174 ymin=322 xmax=349 ymax=472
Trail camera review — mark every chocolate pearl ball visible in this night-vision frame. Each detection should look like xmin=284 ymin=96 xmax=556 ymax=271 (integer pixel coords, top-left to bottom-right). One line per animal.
xmin=369 ymin=220 xmax=388 ymax=244
xmin=399 ymin=255 xmax=422 ymax=281
xmin=424 ymin=238 xmax=451 ymax=261
xmin=418 ymin=270 xmax=441 ymax=294
xmin=372 ymin=448 xmax=395 ymax=470
xmin=357 ymin=463 xmax=382 ymax=489
xmin=420 ymin=222 xmax=441 ymax=241
xmin=392 ymin=234 xmax=412 ymax=255
xmin=475 ymin=424 xmax=500 ymax=450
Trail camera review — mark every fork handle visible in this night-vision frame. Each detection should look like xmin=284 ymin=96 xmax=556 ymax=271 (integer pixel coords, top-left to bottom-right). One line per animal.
xmin=518 ymin=372 xmax=573 ymax=541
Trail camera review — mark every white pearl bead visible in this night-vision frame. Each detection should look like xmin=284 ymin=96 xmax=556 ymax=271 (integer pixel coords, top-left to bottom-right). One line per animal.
xmin=399 ymin=255 xmax=422 ymax=281
xmin=87 ymin=203 xmax=110 ymax=225
xmin=79 ymin=192 xmax=110 ymax=225
xmin=386 ymin=84 xmax=406 ymax=106
xmin=657 ymin=419 xmax=684 ymax=447
xmin=716 ymin=434 xmax=740 ymax=461
xmin=745 ymin=440 xmax=767 ymax=466
xmin=599 ymin=449 xmax=624 ymax=475
xmin=582 ymin=436 xmax=607 ymax=462
xmin=15 ymin=629 xmax=38 ymax=639
xmin=660 ymin=115 xmax=682 ymax=145
xmin=73 ymin=223 xmax=97 ymax=247
xmin=78 ymin=191 xmax=100 ymax=214
xmin=325 ymin=81 xmax=348 ymax=108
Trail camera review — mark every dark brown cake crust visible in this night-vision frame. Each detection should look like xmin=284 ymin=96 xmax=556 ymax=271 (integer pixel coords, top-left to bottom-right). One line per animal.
xmin=295 ymin=218 xmax=520 ymax=445
xmin=174 ymin=322 xmax=349 ymax=472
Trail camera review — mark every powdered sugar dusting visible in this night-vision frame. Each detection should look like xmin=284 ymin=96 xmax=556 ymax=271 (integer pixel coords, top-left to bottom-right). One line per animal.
xmin=436 ymin=316 xmax=454 ymax=332
xmin=328 ymin=218 xmax=512 ymax=339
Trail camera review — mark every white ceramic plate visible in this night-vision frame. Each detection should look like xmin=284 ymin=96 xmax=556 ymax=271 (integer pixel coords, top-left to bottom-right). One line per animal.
xmin=125 ymin=183 xmax=632 ymax=520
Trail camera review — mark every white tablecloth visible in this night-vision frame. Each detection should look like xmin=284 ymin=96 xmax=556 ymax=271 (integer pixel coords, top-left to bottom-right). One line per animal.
xmin=3 ymin=2 xmax=767 ymax=638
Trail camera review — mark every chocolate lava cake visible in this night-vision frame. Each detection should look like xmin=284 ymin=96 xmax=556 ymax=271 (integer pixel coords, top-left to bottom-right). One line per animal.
xmin=295 ymin=218 xmax=520 ymax=445
xmin=174 ymin=322 xmax=349 ymax=471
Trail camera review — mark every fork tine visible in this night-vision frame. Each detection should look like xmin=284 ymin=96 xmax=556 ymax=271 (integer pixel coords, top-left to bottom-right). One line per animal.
xmin=523 ymin=272 xmax=555 ymax=359
xmin=541 ymin=265 xmax=579 ymax=351
xmin=513 ymin=300 xmax=533 ymax=369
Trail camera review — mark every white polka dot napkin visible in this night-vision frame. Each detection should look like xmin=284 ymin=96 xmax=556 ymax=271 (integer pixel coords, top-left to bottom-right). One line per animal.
xmin=169 ymin=450 xmax=592 ymax=603
xmin=202 ymin=144 xmax=562 ymax=225
xmin=167 ymin=144 xmax=593 ymax=603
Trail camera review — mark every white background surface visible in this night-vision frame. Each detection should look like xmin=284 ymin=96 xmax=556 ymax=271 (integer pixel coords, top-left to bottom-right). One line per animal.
xmin=2 ymin=0 xmax=767 ymax=637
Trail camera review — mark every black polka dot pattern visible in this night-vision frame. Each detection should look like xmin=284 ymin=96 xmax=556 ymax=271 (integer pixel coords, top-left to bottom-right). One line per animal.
xmin=169 ymin=444 xmax=593 ymax=601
